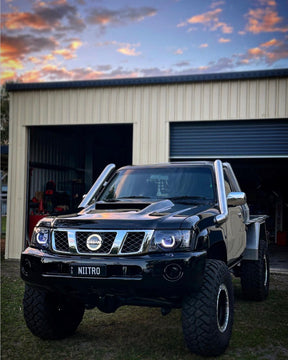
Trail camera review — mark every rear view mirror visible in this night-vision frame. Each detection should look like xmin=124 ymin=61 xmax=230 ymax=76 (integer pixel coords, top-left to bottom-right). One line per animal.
xmin=227 ymin=192 xmax=246 ymax=206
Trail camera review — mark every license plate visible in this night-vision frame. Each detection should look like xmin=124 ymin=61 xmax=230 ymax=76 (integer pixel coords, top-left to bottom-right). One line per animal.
xmin=70 ymin=265 xmax=107 ymax=277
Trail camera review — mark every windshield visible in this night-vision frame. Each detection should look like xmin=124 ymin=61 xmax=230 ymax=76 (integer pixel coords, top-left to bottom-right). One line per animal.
xmin=98 ymin=166 xmax=215 ymax=204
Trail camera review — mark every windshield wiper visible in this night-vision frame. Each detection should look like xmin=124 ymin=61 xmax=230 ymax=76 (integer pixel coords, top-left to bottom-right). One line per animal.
xmin=101 ymin=196 xmax=153 ymax=202
xmin=117 ymin=196 xmax=153 ymax=200
xmin=169 ymin=196 xmax=212 ymax=204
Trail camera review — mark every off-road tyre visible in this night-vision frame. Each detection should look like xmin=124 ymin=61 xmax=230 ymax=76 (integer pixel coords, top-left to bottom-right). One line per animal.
xmin=182 ymin=259 xmax=234 ymax=357
xmin=23 ymin=285 xmax=85 ymax=339
xmin=241 ymin=239 xmax=270 ymax=301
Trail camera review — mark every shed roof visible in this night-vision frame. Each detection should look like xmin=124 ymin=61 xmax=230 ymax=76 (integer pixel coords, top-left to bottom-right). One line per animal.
xmin=6 ymin=68 xmax=288 ymax=92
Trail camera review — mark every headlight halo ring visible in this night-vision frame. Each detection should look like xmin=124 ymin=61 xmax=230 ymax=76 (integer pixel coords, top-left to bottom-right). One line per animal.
xmin=150 ymin=229 xmax=191 ymax=252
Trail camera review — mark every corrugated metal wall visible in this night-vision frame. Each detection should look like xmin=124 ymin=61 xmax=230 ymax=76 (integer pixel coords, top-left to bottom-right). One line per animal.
xmin=6 ymin=76 xmax=288 ymax=258
xmin=170 ymin=120 xmax=288 ymax=159
xmin=29 ymin=128 xmax=84 ymax=199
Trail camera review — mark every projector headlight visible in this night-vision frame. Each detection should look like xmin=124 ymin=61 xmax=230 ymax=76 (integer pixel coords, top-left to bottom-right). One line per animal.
xmin=31 ymin=227 xmax=50 ymax=249
xmin=150 ymin=230 xmax=191 ymax=252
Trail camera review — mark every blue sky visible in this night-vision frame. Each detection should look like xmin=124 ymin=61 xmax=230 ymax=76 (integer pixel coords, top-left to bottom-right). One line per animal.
xmin=1 ymin=0 xmax=288 ymax=83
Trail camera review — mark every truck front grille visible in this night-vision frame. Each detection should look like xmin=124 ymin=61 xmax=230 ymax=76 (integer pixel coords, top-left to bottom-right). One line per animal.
xmin=52 ymin=229 xmax=154 ymax=256
xmin=54 ymin=231 xmax=69 ymax=252
xmin=121 ymin=232 xmax=145 ymax=253
xmin=76 ymin=231 xmax=116 ymax=254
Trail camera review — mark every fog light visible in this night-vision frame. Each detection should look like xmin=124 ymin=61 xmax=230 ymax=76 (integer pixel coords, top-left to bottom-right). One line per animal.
xmin=164 ymin=263 xmax=183 ymax=281
xmin=22 ymin=258 xmax=32 ymax=276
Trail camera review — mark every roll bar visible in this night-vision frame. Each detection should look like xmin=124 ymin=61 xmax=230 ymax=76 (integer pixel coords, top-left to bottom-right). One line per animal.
xmin=78 ymin=163 xmax=116 ymax=208
xmin=214 ymin=159 xmax=228 ymax=224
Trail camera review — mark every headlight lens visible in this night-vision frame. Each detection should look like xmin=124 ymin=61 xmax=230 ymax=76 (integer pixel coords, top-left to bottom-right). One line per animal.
xmin=31 ymin=227 xmax=50 ymax=249
xmin=150 ymin=230 xmax=191 ymax=252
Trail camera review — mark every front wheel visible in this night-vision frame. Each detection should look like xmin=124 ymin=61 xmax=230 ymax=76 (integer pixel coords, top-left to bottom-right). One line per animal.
xmin=182 ymin=260 xmax=234 ymax=357
xmin=23 ymin=285 xmax=85 ymax=339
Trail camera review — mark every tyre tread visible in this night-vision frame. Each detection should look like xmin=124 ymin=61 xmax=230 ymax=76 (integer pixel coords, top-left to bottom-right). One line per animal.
xmin=182 ymin=259 xmax=234 ymax=357
xmin=23 ymin=285 xmax=84 ymax=339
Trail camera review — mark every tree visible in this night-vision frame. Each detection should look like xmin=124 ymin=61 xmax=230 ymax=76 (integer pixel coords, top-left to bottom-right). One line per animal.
xmin=1 ymin=85 xmax=9 ymax=145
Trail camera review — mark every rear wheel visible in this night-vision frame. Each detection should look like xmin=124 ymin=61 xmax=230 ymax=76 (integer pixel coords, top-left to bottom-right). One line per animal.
xmin=241 ymin=239 xmax=270 ymax=301
xmin=23 ymin=285 xmax=85 ymax=339
xmin=182 ymin=260 xmax=234 ymax=357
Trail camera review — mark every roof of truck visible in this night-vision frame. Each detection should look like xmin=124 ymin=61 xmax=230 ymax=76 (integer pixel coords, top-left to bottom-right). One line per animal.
xmin=118 ymin=161 xmax=216 ymax=171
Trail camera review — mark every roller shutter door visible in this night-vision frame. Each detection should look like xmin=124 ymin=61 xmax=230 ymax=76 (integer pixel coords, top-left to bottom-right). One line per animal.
xmin=170 ymin=120 xmax=288 ymax=159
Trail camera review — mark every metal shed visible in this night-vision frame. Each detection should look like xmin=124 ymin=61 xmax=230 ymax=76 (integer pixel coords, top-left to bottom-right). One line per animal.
xmin=6 ymin=69 xmax=288 ymax=259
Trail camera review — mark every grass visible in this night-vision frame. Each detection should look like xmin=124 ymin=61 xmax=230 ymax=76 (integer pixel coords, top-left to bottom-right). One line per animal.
xmin=1 ymin=260 xmax=288 ymax=360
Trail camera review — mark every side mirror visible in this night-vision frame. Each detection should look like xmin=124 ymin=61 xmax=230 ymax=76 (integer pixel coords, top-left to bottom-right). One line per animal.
xmin=227 ymin=192 xmax=246 ymax=206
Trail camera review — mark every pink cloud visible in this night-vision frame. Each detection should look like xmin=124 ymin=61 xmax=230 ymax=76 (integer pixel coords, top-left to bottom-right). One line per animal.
xmin=180 ymin=7 xmax=233 ymax=34
xmin=240 ymin=38 xmax=288 ymax=65
xmin=1 ymin=34 xmax=58 ymax=60
xmin=174 ymin=48 xmax=185 ymax=54
xmin=219 ymin=37 xmax=231 ymax=43
xmin=1 ymin=1 xmax=85 ymax=32
xmin=53 ymin=40 xmax=83 ymax=59
xmin=248 ymin=47 xmax=264 ymax=56
xmin=257 ymin=0 xmax=277 ymax=6
xmin=15 ymin=65 xmax=103 ymax=83
xmin=87 ymin=6 xmax=156 ymax=28
xmin=210 ymin=1 xmax=225 ymax=9
xmin=53 ymin=49 xmax=76 ymax=59
xmin=245 ymin=7 xmax=288 ymax=33
xmin=97 ymin=41 xmax=141 ymax=56
xmin=260 ymin=38 xmax=281 ymax=47
xmin=188 ymin=8 xmax=222 ymax=24
xmin=117 ymin=44 xmax=141 ymax=56
xmin=2 ymin=12 xmax=52 ymax=31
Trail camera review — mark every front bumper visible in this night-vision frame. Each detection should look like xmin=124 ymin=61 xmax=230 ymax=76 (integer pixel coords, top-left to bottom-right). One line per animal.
xmin=21 ymin=247 xmax=206 ymax=298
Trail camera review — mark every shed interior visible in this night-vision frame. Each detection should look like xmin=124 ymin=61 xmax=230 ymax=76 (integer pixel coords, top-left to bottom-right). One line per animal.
xmin=229 ymin=158 xmax=288 ymax=242
xmin=170 ymin=157 xmax=288 ymax=242
xmin=27 ymin=124 xmax=132 ymax=241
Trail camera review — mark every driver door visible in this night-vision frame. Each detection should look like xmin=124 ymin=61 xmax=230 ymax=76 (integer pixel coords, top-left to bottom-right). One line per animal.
xmin=224 ymin=178 xmax=246 ymax=262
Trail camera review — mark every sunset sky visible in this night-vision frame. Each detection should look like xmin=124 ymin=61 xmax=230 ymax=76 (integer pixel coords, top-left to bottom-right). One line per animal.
xmin=1 ymin=0 xmax=288 ymax=84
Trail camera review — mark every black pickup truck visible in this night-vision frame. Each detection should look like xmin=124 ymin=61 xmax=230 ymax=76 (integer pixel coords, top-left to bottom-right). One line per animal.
xmin=21 ymin=160 xmax=269 ymax=356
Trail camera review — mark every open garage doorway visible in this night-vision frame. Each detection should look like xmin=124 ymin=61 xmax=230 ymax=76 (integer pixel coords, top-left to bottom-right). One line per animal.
xmin=170 ymin=120 xmax=288 ymax=245
xmin=227 ymin=158 xmax=288 ymax=242
xmin=169 ymin=156 xmax=288 ymax=244
xmin=27 ymin=124 xmax=132 ymax=240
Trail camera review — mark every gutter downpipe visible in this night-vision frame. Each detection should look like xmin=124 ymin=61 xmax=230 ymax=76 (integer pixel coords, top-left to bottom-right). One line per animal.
xmin=78 ymin=163 xmax=116 ymax=208
xmin=214 ymin=159 xmax=228 ymax=225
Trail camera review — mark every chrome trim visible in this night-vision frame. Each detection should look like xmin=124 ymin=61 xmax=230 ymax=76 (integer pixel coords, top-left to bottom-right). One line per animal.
xmin=109 ymin=231 xmax=126 ymax=255
xmin=170 ymin=155 xmax=288 ymax=159
xmin=78 ymin=163 xmax=116 ymax=208
xmin=52 ymin=229 xmax=154 ymax=256
xmin=227 ymin=192 xmax=247 ymax=206
xmin=246 ymin=215 xmax=268 ymax=225
xmin=263 ymin=253 xmax=268 ymax=287
xmin=217 ymin=284 xmax=230 ymax=333
xmin=214 ymin=159 xmax=228 ymax=224
xmin=67 ymin=230 xmax=78 ymax=253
